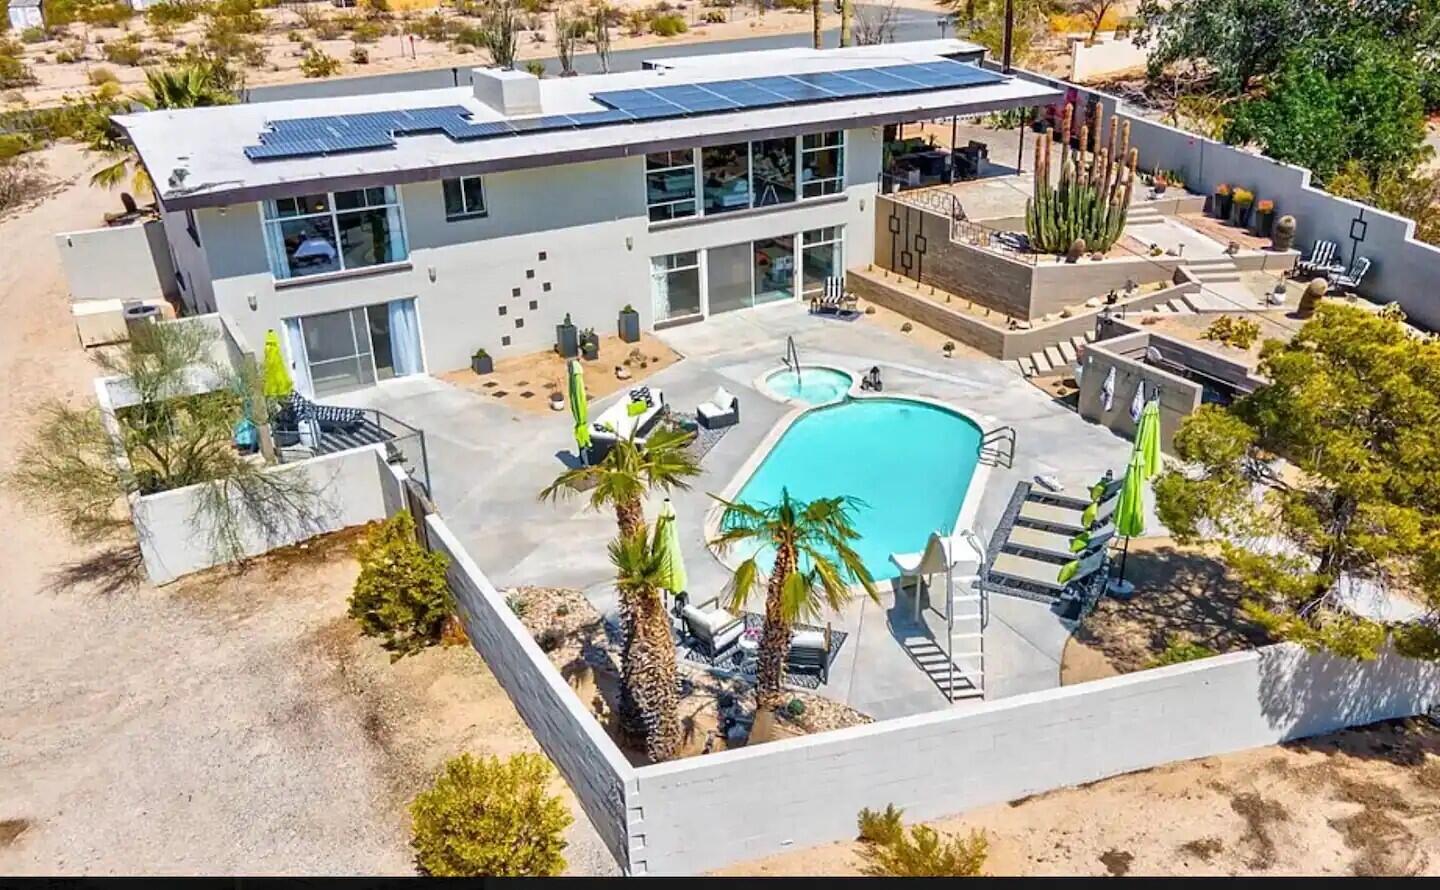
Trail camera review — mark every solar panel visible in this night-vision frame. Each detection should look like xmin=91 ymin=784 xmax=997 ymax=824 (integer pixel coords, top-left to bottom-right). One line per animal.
xmin=244 ymin=62 xmax=1009 ymax=160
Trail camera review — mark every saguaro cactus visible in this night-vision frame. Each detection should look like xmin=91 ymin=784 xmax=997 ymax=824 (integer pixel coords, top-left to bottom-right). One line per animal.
xmin=1025 ymin=102 xmax=1137 ymax=254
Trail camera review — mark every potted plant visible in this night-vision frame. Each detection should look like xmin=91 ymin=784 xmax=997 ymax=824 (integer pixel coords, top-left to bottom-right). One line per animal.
xmin=1152 ymin=169 xmax=1169 ymax=195
xmin=617 ymin=304 xmax=640 ymax=343
xmin=1213 ymin=183 xmax=1232 ymax=219
xmin=1254 ymin=198 xmax=1276 ymax=236
xmin=470 ymin=347 xmax=493 ymax=375
xmin=580 ymin=327 xmax=599 ymax=360
xmin=555 ymin=313 xmax=578 ymax=358
xmin=1231 ymin=188 xmax=1254 ymax=228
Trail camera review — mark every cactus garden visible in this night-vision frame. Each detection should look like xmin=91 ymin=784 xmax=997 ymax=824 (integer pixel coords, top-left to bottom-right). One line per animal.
xmin=1024 ymin=102 xmax=1139 ymax=255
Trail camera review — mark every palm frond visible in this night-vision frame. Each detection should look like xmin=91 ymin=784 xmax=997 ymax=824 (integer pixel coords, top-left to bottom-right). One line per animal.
xmin=720 ymin=556 xmax=760 ymax=613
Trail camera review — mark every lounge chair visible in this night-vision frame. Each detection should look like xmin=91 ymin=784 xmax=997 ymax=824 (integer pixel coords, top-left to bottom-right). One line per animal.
xmin=1328 ymin=256 xmax=1371 ymax=293
xmin=786 ymin=625 xmax=832 ymax=684
xmin=1018 ymin=488 xmax=1119 ymax=532
xmin=1297 ymin=239 xmax=1343 ymax=277
xmin=696 ymin=386 xmax=739 ymax=430
xmin=590 ymin=386 xmax=667 ymax=447
xmin=810 ymin=276 xmax=856 ymax=315
xmin=1025 ymin=474 xmax=1121 ymax=508
xmin=989 ymin=546 xmax=1107 ymax=594
xmin=680 ymin=596 xmax=744 ymax=658
xmin=1005 ymin=520 xmax=1115 ymax=561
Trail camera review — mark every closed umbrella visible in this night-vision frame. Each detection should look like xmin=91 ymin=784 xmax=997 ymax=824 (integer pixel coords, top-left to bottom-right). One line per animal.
xmin=655 ymin=498 xmax=688 ymax=612
xmin=261 ymin=329 xmax=293 ymax=400
xmin=1109 ymin=447 xmax=1147 ymax=596
xmin=1135 ymin=398 xmax=1162 ymax=480
xmin=567 ymin=359 xmax=591 ymax=463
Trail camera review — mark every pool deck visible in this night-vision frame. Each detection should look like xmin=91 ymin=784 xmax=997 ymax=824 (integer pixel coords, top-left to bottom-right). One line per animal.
xmin=336 ymin=301 xmax=1145 ymax=719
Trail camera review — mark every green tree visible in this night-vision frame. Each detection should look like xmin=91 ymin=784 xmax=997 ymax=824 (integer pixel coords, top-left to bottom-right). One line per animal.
xmin=1134 ymin=0 xmax=1313 ymax=94
xmin=348 ymin=510 xmax=452 ymax=659
xmin=1154 ymin=304 xmax=1440 ymax=660
xmin=943 ymin=0 xmax=1046 ymax=65
xmin=409 ymin=752 xmax=571 ymax=877
xmin=1326 ymin=160 xmax=1440 ymax=247
xmin=608 ymin=525 xmax=681 ymax=761
xmin=710 ymin=488 xmax=878 ymax=708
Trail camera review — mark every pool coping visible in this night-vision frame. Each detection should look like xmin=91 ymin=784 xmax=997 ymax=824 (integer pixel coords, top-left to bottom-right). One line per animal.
xmin=706 ymin=363 xmax=995 ymax=593
xmin=752 ymin=363 xmax=858 ymax=407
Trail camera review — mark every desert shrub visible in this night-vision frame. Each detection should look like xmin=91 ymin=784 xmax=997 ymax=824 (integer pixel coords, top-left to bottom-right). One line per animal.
xmin=410 ymin=753 xmax=571 ymax=877
xmin=347 ymin=510 xmax=451 ymax=658
xmin=701 ymin=9 xmax=724 ymax=23
xmin=211 ymin=0 xmax=267 ymax=32
xmin=857 ymin=804 xmax=905 ymax=846
xmin=861 ymin=824 xmax=988 ymax=877
xmin=0 ymin=39 xmax=39 ymax=88
xmin=102 ymin=36 xmax=146 ymax=66
xmin=145 ymin=0 xmax=205 ymax=27
xmin=87 ymin=66 xmax=118 ymax=85
xmin=1201 ymin=314 xmax=1262 ymax=350
xmin=523 ymin=58 xmax=544 ymax=77
xmin=0 ymin=133 xmax=40 ymax=161
xmin=299 ymin=46 xmax=340 ymax=76
xmin=349 ymin=18 xmax=384 ymax=41
xmin=648 ymin=11 xmax=686 ymax=35
xmin=350 ymin=45 xmax=369 ymax=62
xmin=0 ymin=157 xmax=48 ymax=214
xmin=312 ymin=18 xmax=344 ymax=38
xmin=517 ymin=0 xmax=551 ymax=13
xmin=1147 ymin=633 xmax=1219 ymax=668
xmin=505 ymin=592 xmax=529 ymax=617
xmin=20 ymin=27 xmax=48 ymax=44
xmin=775 ymin=0 xmax=808 ymax=9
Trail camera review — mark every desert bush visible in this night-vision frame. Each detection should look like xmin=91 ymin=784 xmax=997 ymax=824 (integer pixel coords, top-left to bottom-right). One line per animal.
xmin=0 ymin=133 xmax=39 ymax=161
xmin=312 ymin=18 xmax=345 ymax=38
xmin=102 ymin=36 xmax=146 ymax=66
xmin=702 ymin=9 xmax=724 ymax=23
xmin=517 ymin=0 xmax=551 ymax=12
xmin=0 ymin=157 xmax=49 ymax=214
xmin=20 ymin=27 xmax=48 ymax=44
xmin=0 ymin=39 xmax=39 ymax=88
xmin=1201 ymin=314 xmax=1262 ymax=350
xmin=861 ymin=824 xmax=988 ymax=877
xmin=407 ymin=11 xmax=451 ymax=40
xmin=350 ymin=45 xmax=369 ymax=62
xmin=1147 ymin=633 xmax=1219 ymax=668
xmin=523 ymin=58 xmax=544 ymax=76
xmin=299 ymin=45 xmax=340 ymax=76
xmin=648 ymin=11 xmax=686 ymax=35
xmin=87 ymin=66 xmax=118 ymax=85
xmin=145 ymin=0 xmax=205 ymax=27
xmin=775 ymin=0 xmax=808 ymax=9
xmin=857 ymin=804 xmax=905 ymax=846
xmin=349 ymin=18 xmax=385 ymax=41
xmin=211 ymin=0 xmax=267 ymax=32
xmin=409 ymin=752 xmax=571 ymax=877
xmin=347 ymin=510 xmax=451 ymax=658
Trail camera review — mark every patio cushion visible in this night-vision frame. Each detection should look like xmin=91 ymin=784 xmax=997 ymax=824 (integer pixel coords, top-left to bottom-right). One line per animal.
xmin=790 ymin=629 xmax=826 ymax=652
xmin=683 ymin=605 xmax=737 ymax=635
xmin=626 ymin=400 xmax=647 ymax=416
xmin=710 ymin=386 xmax=737 ymax=409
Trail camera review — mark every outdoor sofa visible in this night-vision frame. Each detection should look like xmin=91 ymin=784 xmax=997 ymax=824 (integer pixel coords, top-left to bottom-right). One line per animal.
xmin=680 ymin=596 xmax=745 ymax=657
xmin=696 ymin=386 xmax=739 ymax=430
xmin=590 ymin=386 xmax=667 ymax=447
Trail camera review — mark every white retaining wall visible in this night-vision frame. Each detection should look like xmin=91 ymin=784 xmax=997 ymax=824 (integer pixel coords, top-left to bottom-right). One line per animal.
xmin=1015 ymin=68 xmax=1440 ymax=331
xmin=132 ymin=445 xmax=395 ymax=584
xmin=1068 ymin=32 xmax=1149 ymax=82
xmin=425 ymin=514 xmax=637 ymax=872
xmin=626 ymin=644 xmax=1440 ymax=874
xmin=55 ymin=220 xmax=179 ymax=303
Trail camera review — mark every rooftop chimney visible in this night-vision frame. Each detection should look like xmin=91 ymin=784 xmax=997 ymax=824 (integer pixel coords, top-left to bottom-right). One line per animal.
xmin=471 ymin=68 xmax=542 ymax=117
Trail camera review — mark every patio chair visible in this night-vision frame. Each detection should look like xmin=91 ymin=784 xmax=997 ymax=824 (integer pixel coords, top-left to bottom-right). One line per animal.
xmin=1018 ymin=488 xmax=1119 ymax=532
xmin=988 ymin=546 xmax=1108 ymax=595
xmin=696 ymin=386 xmax=739 ymax=430
xmin=1024 ymin=474 xmax=1120 ymax=509
xmin=786 ymin=624 xmax=832 ymax=685
xmin=1297 ymin=239 xmax=1343 ymax=277
xmin=1004 ymin=520 xmax=1115 ymax=561
xmin=1328 ymin=256 xmax=1371 ymax=293
xmin=680 ymin=596 xmax=744 ymax=658
xmin=810 ymin=276 xmax=857 ymax=315
xmin=590 ymin=387 xmax=667 ymax=448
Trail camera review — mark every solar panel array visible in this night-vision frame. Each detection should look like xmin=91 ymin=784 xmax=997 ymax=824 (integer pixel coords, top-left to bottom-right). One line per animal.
xmin=243 ymin=60 xmax=1004 ymax=161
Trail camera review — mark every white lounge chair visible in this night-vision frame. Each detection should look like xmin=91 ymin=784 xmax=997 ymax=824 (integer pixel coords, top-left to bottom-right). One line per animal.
xmin=809 ymin=276 xmax=856 ymax=315
xmin=680 ymin=596 xmax=744 ymax=658
xmin=1006 ymin=520 xmax=1115 ymax=561
xmin=1328 ymin=256 xmax=1371 ymax=293
xmin=590 ymin=387 xmax=666 ymax=447
xmin=989 ymin=546 xmax=1107 ymax=593
xmin=1019 ymin=490 xmax=1118 ymax=532
xmin=1297 ymin=239 xmax=1343 ymax=277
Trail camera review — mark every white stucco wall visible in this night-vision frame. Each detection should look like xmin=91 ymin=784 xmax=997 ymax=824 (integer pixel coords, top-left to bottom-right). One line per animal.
xmin=195 ymin=126 xmax=882 ymax=381
xmin=55 ymin=220 xmax=179 ymax=303
xmin=1068 ymin=32 xmax=1149 ymax=82
xmin=161 ymin=206 xmax=218 ymax=314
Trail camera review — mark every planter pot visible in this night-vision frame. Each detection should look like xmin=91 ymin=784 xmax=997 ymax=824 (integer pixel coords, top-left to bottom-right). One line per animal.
xmin=471 ymin=353 xmax=493 ymax=375
xmin=1214 ymin=194 xmax=1233 ymax=219
xmin=556 ymin=321 xmax=578 ymax=358
xmin=582 ymin=342 xmax=600 ymax=361
xmin=1232 ymin=204 xmax=1252 ymax=229
xmin=1153 ymin=182 xmax=1168 ymax=196
xmin=1256 ymin=211 xmax=1275 ymax=237
xmin=618 ymin=309 xmax=640 ymax=343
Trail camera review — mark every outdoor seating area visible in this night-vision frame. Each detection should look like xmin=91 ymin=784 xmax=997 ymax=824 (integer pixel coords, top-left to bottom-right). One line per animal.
xmin=1295 ymin=238 xmax=1373 ymax=294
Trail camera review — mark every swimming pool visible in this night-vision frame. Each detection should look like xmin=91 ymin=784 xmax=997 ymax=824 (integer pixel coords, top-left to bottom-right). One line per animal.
xmin=729 ymin=397 xmax=984 ymax=581
xmin=763 ymin=366 xmax=853 ymax=405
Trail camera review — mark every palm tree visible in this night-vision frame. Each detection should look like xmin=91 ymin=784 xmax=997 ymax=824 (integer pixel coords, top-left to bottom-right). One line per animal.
xmin=710 ymin=488 xmax=879 ymax=709
xmin=608 ymin=526 xmax=681 ymax=761
xmin=90 ymin=62 xmax=236 ymax=195
xmin=539 ymin=426 xmax=699 ymax=735
xmin=811 ymin=0 xmax=823 ymax=48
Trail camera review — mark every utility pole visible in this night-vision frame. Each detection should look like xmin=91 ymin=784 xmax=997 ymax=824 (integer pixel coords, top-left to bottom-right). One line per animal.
xmin=1001 ymin=0 xmax=1014 ymax=73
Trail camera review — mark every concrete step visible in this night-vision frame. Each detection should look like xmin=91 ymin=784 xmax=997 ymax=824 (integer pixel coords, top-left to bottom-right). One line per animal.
xmin=1043 ymin=345 xmax=1066 ymax=369
xmin=1165 ymin=299 xmax=1193 ymax=314
xmin=1083 ymin=329 xmax=1097 ymax=342
xmin=1017 ymin=357 xmax=1037 ymax=377
xmin=1069 ymin=334 xmax=1088 ymax=352
xmin=1057 ymin=340 xmax=1078 ymax=363
xmin=1031 ymin=349 xmax=1053 ymax=374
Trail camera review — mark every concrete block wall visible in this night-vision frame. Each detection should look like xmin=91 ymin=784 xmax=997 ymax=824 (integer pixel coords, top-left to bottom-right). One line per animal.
xmin=131 ymin=446 xmax=392 ymax=584
xmin=425 ymin=514 xmax=636 ymax=873
xmin=55 ymin=220 xmax=179 ymax=303
xmin=626 ymin=644 xmax=1440 ymax=874
xmin=1077 ymin=331 xmax=1202 ymax=449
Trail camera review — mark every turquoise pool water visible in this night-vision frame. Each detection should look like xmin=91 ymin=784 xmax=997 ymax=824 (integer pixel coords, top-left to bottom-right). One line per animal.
xmin=731 ymin=398 xmax=983 ymax=581
xmin=765 ymin=367 xmax=852 ymax=405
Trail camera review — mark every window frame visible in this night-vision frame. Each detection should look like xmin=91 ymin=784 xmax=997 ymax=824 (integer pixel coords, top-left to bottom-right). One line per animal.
xmin=649 ymin=130 xmax=846 ymax=225
xmin=800 ymin=130 xmax=846 ymax=199
xmin=645 ymin=150 xmax=699 ymax=223
xmin=442 ymin=175 xmax=488 ymax=221
xmin=650 ymin=249 xmax=703 ymax=322
xmin=800 ymin=225 xmax=845 ymax=297
xmin=259 ymin=186 xmax=409 ymax=281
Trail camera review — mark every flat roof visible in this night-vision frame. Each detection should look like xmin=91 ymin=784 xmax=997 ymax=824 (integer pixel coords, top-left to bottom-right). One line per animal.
xmin=119 ymin=42 xmax=1061 ymax=210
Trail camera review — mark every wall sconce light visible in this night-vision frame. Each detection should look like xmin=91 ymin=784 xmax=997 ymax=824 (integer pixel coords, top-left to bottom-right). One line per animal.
xmin=217 ymin=207 xmax=227 ymax=216
xmin=625 ymin=236 xmax=634 ymax=252
xmin=428 ymin=266 xmax=437 ymax=283
xmin=860 ymin=198 xmax=866 ymax=212
xmin=247 ymin=293 xmax=257 ymax=311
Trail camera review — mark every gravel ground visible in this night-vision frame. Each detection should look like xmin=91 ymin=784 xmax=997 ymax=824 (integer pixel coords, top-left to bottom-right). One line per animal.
xmin=0 ymin=146 xmax=616 ymax=876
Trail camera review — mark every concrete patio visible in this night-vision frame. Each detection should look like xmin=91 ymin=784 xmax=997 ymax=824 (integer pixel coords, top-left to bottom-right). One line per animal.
xmin=337 ymin=300 xmax=1143 ymax=720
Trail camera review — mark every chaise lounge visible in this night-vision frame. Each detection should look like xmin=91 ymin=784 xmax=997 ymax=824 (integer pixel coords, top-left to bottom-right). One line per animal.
xmin=590 ymin=386 xmax=667 ymax=448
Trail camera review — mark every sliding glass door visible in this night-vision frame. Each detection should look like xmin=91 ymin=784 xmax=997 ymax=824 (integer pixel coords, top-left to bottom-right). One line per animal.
xmin=292 ymin=298 xmax=422 ymax=396
xmin=706 ymin=242 xmax=753 ymax=315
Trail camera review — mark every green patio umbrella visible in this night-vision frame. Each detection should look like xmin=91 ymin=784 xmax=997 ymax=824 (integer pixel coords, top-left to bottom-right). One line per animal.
xmin=261 ymin=329 xmax=293 ymax=400
xmin=567 ymin=359 xmax=591 ymax=463
xmin=655 ymin=498 xmax=688 ymax=606
xmin=1134 ymin=398 xmax=1162 ymax=480
xmin=1109 ymin=446 xmax=1148 ymax=595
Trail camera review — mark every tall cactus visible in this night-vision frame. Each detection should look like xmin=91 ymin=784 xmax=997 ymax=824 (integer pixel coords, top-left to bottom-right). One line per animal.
xmin=1024 ymin=102 xmax=1137 ymax=254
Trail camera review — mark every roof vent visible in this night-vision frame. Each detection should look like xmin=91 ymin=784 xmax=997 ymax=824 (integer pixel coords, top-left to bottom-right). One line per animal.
xmin=471 ymin=67 xmax=542 ymax=117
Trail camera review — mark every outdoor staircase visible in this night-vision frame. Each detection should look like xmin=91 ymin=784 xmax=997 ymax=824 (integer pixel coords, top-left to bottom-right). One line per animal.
xmin=1183 ymin=256 xmax=1243 ymax=286
xmin=1125 ymin=204 xmax=1166 ymax=229
xmin=1016 ymin=329 xmax=1097 ymax=378
xmin=945 ymin=582 xmax=985 ymax=701
xmin=1179 ymin=255 xmax=1258 ymax=312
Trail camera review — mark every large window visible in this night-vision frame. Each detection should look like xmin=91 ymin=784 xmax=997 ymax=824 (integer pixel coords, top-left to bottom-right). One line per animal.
xmin=754 ymin=235 xmax=795 ymax=305
xmin=701 ymin=142 xmax=752 ymax=215
xmin=801 ymin=131 xmax=845 ymax=198
xmin=442 ymin=176 xmax=487 ymax=220
xmin=262 ymin=187 xmax=408 ymax=281
xmin=751 ymin=137 xmax=797 ymax=207
xmin=801 ymin=226 xmax=845 ymax=296
xmin=645 ymin=150 xmax=697 ymax=222
xmin=650 ymin=251 xmax=701 ymax=322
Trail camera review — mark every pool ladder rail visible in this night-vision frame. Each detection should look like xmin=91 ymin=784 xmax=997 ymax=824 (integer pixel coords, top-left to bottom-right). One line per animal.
xmin=782 ymin=335 xmax=801 ymax=388
xmin=979 ymin=425 xmax=1016 ymax=469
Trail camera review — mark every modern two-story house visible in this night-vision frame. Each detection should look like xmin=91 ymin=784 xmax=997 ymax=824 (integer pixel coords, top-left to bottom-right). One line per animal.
xmin=118 ymin=41 xmax=1058 ymax=397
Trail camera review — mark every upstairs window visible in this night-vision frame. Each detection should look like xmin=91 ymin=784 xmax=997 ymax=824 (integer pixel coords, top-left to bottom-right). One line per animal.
xmin=261 ymin=187 xmax=408 ymax=281
xmin=801 ymin=131 xmax=845 ymax=198
xmin=442 ymin=176 xmax=487 ymax=220
xmin=645 ymin=150 xmax=697 ymax=222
